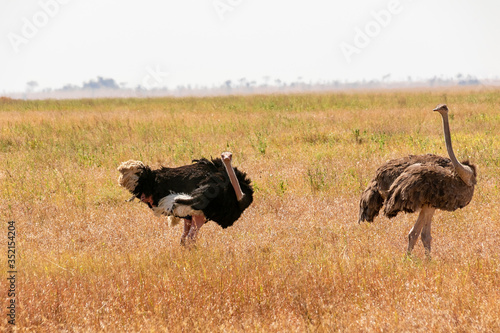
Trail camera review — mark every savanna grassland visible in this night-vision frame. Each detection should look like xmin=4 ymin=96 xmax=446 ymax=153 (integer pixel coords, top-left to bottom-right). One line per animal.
xmin=1 ymin=89 xmax=499 ymax=332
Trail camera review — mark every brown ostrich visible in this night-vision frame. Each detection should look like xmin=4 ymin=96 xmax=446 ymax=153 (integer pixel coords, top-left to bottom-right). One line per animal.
xmin=358 ymin=104 xmax=477 ymax=257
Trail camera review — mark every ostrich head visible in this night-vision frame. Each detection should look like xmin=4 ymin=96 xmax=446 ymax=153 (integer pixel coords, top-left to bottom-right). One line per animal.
xmin=433 ymin=104 xmax=448 ymax=114
xmin=117 ymin=160 xmax=146 ymax=192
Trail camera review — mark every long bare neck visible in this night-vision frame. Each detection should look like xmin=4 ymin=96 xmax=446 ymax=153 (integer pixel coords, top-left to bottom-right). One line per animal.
xmin=439 ymin=111 xmax=474 ymax=186
xmin=221 ymin=152 xmax=245 ymax=201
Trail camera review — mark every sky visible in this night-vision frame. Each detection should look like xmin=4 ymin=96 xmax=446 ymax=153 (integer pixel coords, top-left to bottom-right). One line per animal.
xmin=1 ymin=0 xmax=500 ymax=93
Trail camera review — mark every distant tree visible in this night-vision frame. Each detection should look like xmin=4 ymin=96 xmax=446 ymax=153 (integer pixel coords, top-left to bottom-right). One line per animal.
xmin=458 ymin=75 xmax=480 ymax=86
xmin=83 ymin=76 xmax=119 ymax=90
xmin=26 ymin=81 xmax=38 ymax=92
xmin=61 ymin=84 xmax=79 ymax=91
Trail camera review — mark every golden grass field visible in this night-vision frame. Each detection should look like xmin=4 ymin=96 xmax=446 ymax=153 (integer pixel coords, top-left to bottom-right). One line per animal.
xmin=0 ymin=89 xmax=499 ymax=332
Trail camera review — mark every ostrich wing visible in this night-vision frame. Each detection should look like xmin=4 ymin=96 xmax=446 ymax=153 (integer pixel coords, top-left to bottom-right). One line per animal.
xmin=173 ymin=158 xmax=253 ymax=228
xmin=358 ymin=154 xmax=452 ymax=223
xmin=374 ymin=154 xmax=452 ymax=193
xmin=383 ymin=163 xmax=475 ymax=218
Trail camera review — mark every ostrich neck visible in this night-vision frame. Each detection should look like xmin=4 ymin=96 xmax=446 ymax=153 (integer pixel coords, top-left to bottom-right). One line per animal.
xmin=441 ymin=113 xmax=459 ymax=167
xmin=221 ymin=157 xmax=245 ymax=201
xmin=440 ymin=112 xmax=473 ymax=185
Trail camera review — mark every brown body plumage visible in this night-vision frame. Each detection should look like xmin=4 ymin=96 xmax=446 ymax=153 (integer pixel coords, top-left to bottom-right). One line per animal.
xmin=358 ymin=104 xmax=477 ymax=257
xmin=383 ymin=160 xmax=476 ymax=217
xmin=358 ymin=154 xmax=453 ymax=222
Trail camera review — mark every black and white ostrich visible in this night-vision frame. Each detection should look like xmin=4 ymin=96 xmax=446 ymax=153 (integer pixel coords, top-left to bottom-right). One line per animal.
xmin=118 ymin=152 xmax=253 ymax=245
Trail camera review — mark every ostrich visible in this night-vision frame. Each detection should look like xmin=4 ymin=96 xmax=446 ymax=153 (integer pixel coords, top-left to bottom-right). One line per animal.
xmin=118 ymin=152 xmax=253 ymax=245
xmin=358 ymin=104 xmax=477 ymax=256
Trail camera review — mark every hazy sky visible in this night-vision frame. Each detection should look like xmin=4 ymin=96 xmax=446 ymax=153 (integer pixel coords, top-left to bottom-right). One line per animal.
xmin=1 ymin=0 xmax=500 ymax=92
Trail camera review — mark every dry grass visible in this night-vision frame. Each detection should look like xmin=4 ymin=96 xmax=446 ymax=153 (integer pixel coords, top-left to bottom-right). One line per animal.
xmin=1 ymin=89 xmax=500 ymax=332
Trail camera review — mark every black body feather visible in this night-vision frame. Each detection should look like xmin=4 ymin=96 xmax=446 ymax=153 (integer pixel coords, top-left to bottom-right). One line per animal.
xmin=132 ymin=158 xmax=253 ymax=228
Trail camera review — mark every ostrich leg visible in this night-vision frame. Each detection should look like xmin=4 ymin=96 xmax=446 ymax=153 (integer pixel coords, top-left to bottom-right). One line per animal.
xmin=420 ymin=208 xmax=435 ymax=258
xmin=221 ymin=152 xmax=245 ymax=201
xmin=180 ymin=218 xmax=192 ymax=246
xmin=187 ymin=215 xmax=206 ymax=242
xmin=407 ymin=205 xmax=435 ymax=255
